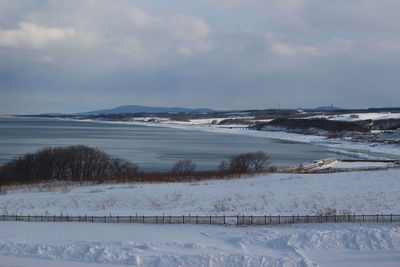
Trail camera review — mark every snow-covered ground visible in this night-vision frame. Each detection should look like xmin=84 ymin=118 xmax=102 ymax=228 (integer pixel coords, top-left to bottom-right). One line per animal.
xmin=0 ymin=221 xmax=399 ymax=266
xmin=329 ymin=161 xmax=396 ymax=170
xmin=2 ymin=164 xmax=400 ymax=266
xmin=2 ymin=169 xmax=400 ymax=216
xmin=309 ymin=112 xmax=400 ymax=122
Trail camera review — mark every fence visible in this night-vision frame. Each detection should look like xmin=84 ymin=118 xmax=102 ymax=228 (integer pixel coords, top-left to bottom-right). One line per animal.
xmin=1 ymin=214 xmax=399 ymax=225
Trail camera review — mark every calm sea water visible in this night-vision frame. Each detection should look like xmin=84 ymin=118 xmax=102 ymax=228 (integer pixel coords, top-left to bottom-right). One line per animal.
xmin=0 ymin=117 xmax=387 ymax=171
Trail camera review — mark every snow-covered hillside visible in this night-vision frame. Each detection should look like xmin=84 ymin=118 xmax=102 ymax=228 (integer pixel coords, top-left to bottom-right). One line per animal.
xmin=2 ymin=169 xmax=400 ymax=216
xmin=1 ymin=221 xmax=399 ymax=266
xmin=310 ymin=112 xmax=400 ymax=122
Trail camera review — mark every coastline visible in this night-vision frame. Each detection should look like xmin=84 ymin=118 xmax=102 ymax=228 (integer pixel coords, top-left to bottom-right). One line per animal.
xmin=72 ymin=117 xmax=400 ymax=158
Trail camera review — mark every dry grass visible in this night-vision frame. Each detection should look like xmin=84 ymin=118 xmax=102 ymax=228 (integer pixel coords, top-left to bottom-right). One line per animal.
xmin=0 ymin=170 xmax=276 ymax=194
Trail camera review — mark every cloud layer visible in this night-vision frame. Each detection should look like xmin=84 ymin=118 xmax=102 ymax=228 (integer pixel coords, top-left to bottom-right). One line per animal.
xmin=1 ymin=0 xmax=400 ymax=114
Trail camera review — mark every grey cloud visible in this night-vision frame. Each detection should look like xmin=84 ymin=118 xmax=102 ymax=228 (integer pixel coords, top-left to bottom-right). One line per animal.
xmin=0 ymin=0 xmax=400 ymax=114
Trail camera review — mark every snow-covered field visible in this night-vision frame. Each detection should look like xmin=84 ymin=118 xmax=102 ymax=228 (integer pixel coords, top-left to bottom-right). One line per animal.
xmin=309 ymin=112 xmax=400 ymax=122
xmin=2 ymin=169 xmax=400 ymax=216
xmin=2 ymin=169 xmax=400 ymax=266
xmin=0 ymin=221 xmax=399 ymax=266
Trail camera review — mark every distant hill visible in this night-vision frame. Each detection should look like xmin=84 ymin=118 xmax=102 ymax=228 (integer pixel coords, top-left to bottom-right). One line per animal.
xmin=78 ymin=105 xmax=217 ymax=115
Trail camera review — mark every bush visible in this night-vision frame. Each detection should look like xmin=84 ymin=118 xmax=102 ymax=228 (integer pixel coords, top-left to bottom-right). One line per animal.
xmin=229 ymin=151 xmax=269 ymax=173
xmin=171 ymin=159 xmax=196 ymax=174
xmin=218 ymin=160 xmax=229 ymax=172
xmin=0 ymin=145 xmax=138 ymax=184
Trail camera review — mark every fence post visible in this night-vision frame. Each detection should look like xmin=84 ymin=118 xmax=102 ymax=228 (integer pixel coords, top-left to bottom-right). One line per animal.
xmin=278 ymin=215 xmax=280 ymax=224
xmin=363 ymin=214 xmax=364 ymax=222
xmin=307 ymin=215 xmax=309 ymax=223
xmin=28 ymin=215 xmax=30 ymax=222
xmin=237 ymin=215 xmax=239 ymax=225
xmin=16 ymin=215 xmax=18 ymax=221
xmin=224 ymin=215 xmax=226 ymax=225
xmin=117 ymin=216 xmax=119 ymax=223
xmin=130 ymin=216 xmax=132 ymax=223
xmin=156 ymin=216 xmax=158 ymax=224
xmin=183 ymin=215 xmax=184 ymax=224
xmin=104 ymin=216 xmax=106 ymax=223
xmin=209 ymin=215 xmax=211 ymax=225
xmin=196 ymin=215 xmax=198 ymax=224
xmin=377 ymin=214 xmax=379 ymax=222
xmin=143 ymin=215 xmax=145 ymax=223
xmin=163 ymin=214 xmax=165 ymax=223
xmin=320 ymin=214 xmax=322 ymax=223
xmin=264 ymin=215 xmax=267 ymax=225
xmin=67 ymin=216 xmax=69 ymax=222
xmin=92 ymin=216 xmax=93 ymax=222
xmin=270 ymin=214 xmax=272 ymax=224
xmin=391 ymin=214 xmax=393 ymax=222
xmin=251 ymin=215 xmax=253 ymax=224
xmin=79 ymin=216 xmax=81 ymax=222
xmin=170 ymin=215 xmax=171 ymax=224
xmin=41 ymin=215 xmax=43 ymax=222
xmin=292 ymin=215 xmax=295 ymax=224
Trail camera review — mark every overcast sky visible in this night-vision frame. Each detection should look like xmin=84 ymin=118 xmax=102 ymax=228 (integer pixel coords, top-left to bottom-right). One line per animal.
xmin=1 ymin=0 xmax=400 ymax=114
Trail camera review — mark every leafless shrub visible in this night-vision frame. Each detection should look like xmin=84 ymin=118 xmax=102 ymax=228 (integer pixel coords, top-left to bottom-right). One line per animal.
xmin=171 ymin=159 xmax=196 ymax=174
xmin=0 ymin=145 xmax=138 ymax=185
xmin=213 ymin=200 xmax=231 ymax=212
xmin=218 ymin=160 xmax=229 ymax=172
xmin=229 ymin=151 xmax=269 ymax=173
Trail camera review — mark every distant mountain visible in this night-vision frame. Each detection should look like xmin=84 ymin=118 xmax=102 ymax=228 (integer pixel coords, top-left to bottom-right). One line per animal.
xmin=78 ymin=105 xmax=217 ymax=115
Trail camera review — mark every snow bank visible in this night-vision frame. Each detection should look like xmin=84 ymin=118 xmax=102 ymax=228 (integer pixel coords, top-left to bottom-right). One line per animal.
xmin=0 ymin=221 xmax=399 ymax=266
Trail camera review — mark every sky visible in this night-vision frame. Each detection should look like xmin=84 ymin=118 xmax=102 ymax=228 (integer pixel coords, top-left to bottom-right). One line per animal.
xmin=1 ymin=0 xmax=400 ymax=114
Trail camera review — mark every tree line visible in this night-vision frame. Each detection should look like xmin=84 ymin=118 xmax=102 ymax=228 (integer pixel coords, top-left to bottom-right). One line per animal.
xmin=0 ymin=145 xmax=271 ymax=185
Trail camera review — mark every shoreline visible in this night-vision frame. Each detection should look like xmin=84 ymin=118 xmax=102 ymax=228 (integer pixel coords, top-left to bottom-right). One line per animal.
xmin=74 ymin=117 xmax=400 ymax=158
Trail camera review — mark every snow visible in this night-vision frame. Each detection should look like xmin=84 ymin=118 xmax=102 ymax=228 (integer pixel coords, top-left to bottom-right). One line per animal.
xmin=309 ymin=112 xmax=400 ymax=122
xmin=2 ymin=169 xmax=400 ymax=216
xmin=0 ymin=221 xmax=399 ymax=266
xmin=329 ymin=161 xmax=396 ymax=170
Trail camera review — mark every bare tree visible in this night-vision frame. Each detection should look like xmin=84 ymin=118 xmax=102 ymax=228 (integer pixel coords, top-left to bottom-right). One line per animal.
xmin=229 ymin=151 xmax=269 ymax=173
xmin=218 ymin=160 xmax=228 ymax=172
xmin=171 ymin=159 xmax=196 ymax=174
xmin=251 ymin=151 xmax=269 ymax=172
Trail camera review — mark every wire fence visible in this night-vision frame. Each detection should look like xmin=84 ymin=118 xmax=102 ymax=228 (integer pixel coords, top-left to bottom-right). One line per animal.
xmin=1 ymin=214 xmax=399 ymax=225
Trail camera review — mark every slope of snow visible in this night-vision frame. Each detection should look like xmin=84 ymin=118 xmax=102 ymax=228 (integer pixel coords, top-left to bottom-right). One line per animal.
xmin=0 ymin=221 xmax=399 ymax=267
xmin=309 ymin=112 xmax=400 ymax=121
xmin=329 ymin=161 xmax=395 ymax=170
xmin=1 ymin=169 xmax=400 ymax=216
